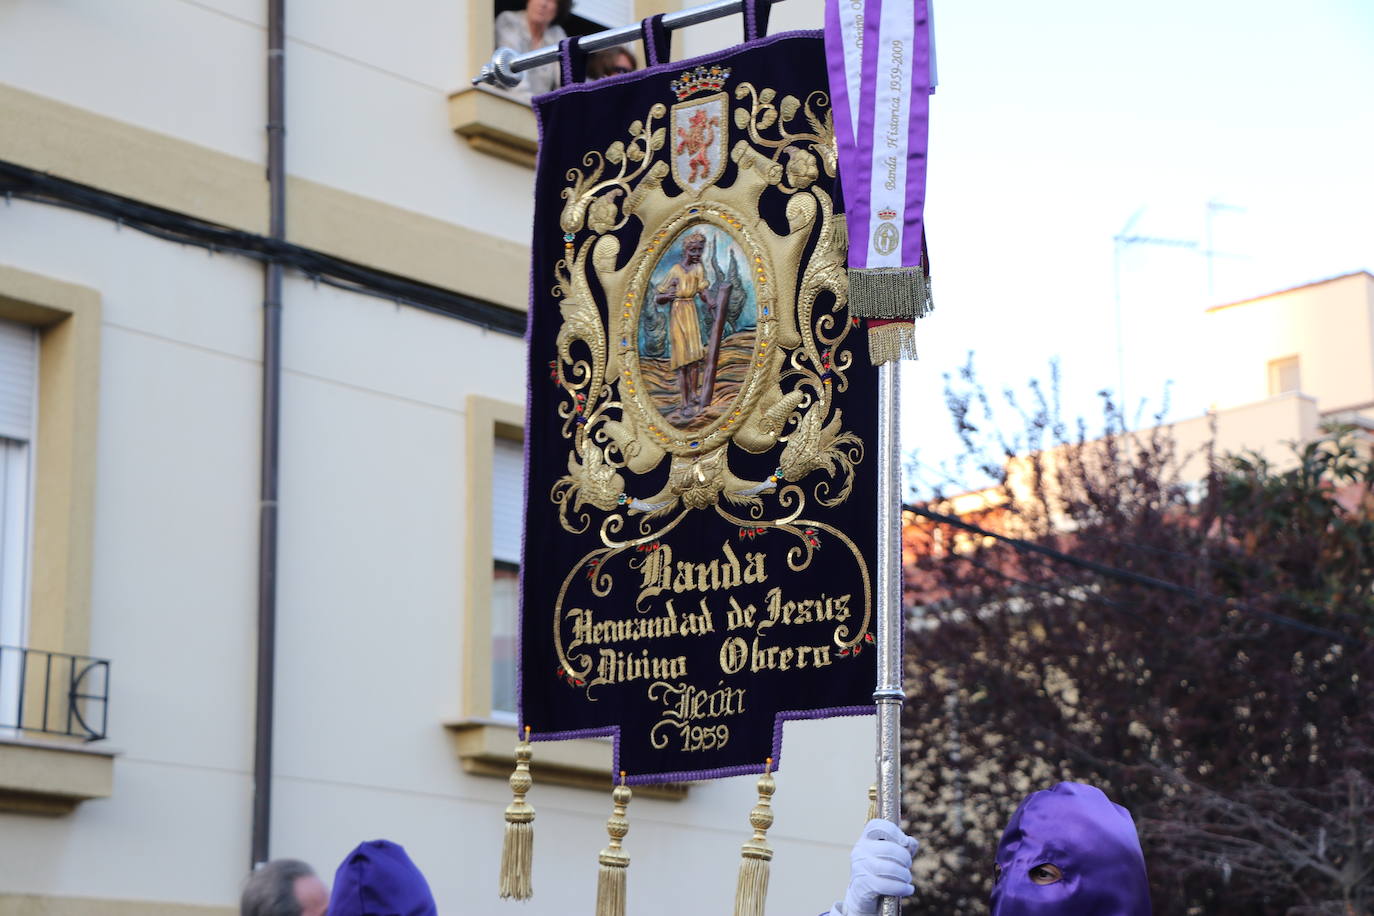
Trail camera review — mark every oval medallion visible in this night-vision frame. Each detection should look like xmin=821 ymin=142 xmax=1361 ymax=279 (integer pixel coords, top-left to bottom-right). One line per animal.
xmin=636 ymin=222 xmax=759 ymax=434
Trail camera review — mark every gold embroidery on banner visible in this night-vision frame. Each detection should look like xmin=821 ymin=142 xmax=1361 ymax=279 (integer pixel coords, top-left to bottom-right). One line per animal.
xmin=548 ymin=80 xmax=871 ymax=693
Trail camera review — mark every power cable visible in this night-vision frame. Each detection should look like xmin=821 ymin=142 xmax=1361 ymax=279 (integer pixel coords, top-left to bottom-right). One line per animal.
xmin=0 ymin=160 xmax=525 ymax=336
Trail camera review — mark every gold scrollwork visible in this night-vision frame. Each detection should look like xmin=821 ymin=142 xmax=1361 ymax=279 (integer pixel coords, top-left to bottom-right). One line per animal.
xmin=550 ymin=82 xmax=859 ymax=539
xmin=547 ymin=78 xmax=872 ymax=682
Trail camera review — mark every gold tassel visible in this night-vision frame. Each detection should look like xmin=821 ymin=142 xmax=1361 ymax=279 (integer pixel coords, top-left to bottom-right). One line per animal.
xmin=499 ymin=727 xmax=535 ymax=900
xmin=734 ymin=759 xmax=777 ymax=916
xmin=867 ymin=319 xmax=919 ymax=365
xmin=866 ymin=784 xmax=878 ymax=822
xmin=595 ymin=774 xmax=632 ymax=916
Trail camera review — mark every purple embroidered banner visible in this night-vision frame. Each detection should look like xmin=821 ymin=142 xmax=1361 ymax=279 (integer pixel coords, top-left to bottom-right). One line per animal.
xmin=520 ymin=27 xmax=880 ymax=785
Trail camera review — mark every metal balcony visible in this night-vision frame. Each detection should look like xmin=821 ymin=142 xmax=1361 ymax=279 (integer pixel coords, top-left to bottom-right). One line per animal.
xmin=0 ymin=644 xmax=110 ymax=741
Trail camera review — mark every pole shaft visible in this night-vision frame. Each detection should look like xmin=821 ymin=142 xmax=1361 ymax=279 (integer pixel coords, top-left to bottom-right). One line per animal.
xmin=875 ymin=360 xmax=903 ymax=916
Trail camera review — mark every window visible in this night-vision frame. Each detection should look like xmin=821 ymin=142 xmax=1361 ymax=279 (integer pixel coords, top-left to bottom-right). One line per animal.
xmin=1268 ymin=356 xmax=1300 ymax=396
xmin=491 ymin=0 xmax=634 ymax=37
xmin=0 ymin=267 xmax=101 ymax=661
xmin=457 ymin=395 xmax=524 ymax=723
xmin=0 ymin=319 xmax=37 ymax=725
xmin=448 ymin=395 xmax=685 ymax=797
xmin=452 ymin=0 xmax=643 ymax=168
xmin=0 ymin=267 xmax=113 ymax=815
xmin=490 ymin=435 xmax=524 ymax=720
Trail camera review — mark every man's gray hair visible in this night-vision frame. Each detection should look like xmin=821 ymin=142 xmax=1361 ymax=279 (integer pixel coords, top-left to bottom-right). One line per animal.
xmin=241 ymin=858 xmax=317 ymax=916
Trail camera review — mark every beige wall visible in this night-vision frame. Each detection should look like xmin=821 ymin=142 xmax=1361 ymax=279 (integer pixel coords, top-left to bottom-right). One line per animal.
xmin=0 ymin=0 xmax=534 ymax=245
xmin=1172 ymin=391 xmax=1323 ymax=480
xmin=1204 ymin=272 xmax=1374 ymax=416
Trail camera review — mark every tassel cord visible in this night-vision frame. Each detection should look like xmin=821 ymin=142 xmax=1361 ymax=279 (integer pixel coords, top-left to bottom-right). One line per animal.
xmin=595 ymin=776 xmax=633 ymax=916
xmin=499 ymin=729 xmax=536 ymax=900
xmin=734 ymin=760 xmax=777 ymax=916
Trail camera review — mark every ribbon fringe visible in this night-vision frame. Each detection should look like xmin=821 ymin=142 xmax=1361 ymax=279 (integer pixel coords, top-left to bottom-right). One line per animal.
xmin=847 ymin=266 xmax=933 ymax=320
xmin=867 ymin=320 xmax=919 ymax=365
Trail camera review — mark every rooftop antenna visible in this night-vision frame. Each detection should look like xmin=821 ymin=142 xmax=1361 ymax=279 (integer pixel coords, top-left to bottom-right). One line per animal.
xmin=1113 ymin=209 xmax=1197 ymax=418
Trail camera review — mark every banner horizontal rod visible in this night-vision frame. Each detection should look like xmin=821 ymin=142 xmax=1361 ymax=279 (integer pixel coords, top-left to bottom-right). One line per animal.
xmin=473 ymin=0 xmax=937 ymax=94
xmin=472 ymin=0 xmax=789 ymax=86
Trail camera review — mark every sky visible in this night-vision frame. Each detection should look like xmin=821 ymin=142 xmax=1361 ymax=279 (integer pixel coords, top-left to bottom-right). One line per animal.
xmin=682 ymin=0 xmax=1374 ymax=491
xmin=897 ymin=0 xmax=1374 ymax=489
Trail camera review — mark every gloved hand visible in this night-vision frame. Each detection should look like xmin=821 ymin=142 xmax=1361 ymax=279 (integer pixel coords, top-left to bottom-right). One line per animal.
xmin=834 ymin=819 xmax=919 ymax=915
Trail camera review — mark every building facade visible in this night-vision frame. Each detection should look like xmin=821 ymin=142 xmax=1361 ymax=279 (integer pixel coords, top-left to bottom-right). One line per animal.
xmin=1170 ymin=270 xmax=1374 ymax=476
xmin=0 ymin=1 xmax=874 ymax=913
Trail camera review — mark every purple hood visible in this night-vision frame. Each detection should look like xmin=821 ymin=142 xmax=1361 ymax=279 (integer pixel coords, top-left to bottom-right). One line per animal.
xmin=327 ymin=840 xmax=437 ymax=916
xmin=990 ymin=782 xmax=1151 ymax=916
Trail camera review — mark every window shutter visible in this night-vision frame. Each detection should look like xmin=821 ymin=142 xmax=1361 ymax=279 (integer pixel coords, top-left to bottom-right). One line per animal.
xmin=0 ymin=320 xmax=37 ymax=443
xmin=491 ymin=437 xmax=525 ymax=565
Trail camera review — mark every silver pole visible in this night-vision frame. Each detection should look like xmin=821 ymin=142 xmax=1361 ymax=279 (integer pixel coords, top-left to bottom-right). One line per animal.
xmin=874 ymin=359 xmax=904 ymax=916
xmin=473 ymin=0 xmax=782 ymax=87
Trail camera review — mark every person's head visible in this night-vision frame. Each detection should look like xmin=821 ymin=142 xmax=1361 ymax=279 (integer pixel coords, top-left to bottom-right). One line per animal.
xmin=683 ymin=231 xmax=706 ymax=265
xmin=587 ymin=47 xmax=637 ymax=80
xmin=326 ymin=840 xmax=437 ymax=916
xmin=241 ymin=859 xmax=329 ymax=916
xmin=524 ymin=0 xmax=569 ymax=30
xmin=990 ymin=781 xmax=1151 ymax=916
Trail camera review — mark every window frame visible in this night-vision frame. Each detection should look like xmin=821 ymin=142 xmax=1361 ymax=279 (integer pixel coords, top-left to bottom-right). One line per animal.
xmin=449 ymin=395 xmax=686 ymax=798
xmin=459 ymin=394 xmax=526 ymax=723
xmin=0 ymin=266 xmax=113 ymax=815
xmin=1268 ymin=355 xmax=1301 ymax=397
xmin=0 ymin=267 xmax=101 ymax=661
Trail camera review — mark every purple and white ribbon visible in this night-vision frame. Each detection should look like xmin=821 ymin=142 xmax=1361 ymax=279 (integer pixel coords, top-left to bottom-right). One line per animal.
xmin=825 ymin=0 xmax=932 ymax=271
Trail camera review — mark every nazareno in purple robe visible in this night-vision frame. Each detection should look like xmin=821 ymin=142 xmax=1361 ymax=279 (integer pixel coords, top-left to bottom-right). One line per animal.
xmin=327 ymin=839 xmax=438 ymax=916
xmin=990 ymin=781 xmax=1152 ymax=916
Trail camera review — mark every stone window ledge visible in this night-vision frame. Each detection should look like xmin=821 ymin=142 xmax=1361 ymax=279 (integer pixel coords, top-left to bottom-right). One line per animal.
xmin=447 ymin=87 xmax=538 ymax=169
xmin=0 ymin=736 xmax=115 ymax=816
xmin=445 ymin=719 xmax=688 ymax=800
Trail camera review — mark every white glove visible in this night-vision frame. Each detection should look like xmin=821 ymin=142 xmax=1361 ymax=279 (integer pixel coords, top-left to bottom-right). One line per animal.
xmin=831 ymin=819 xmax=919 ymax=916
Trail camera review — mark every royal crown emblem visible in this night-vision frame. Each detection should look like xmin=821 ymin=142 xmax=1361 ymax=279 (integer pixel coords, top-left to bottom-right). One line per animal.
xmin=876 ymin=207 xmax=897 ymax=221
xmin=670 ymin=64 xmax=732 ymax=101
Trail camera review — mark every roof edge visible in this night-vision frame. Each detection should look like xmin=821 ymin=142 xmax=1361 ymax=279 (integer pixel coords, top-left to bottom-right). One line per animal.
xmin=1205 ymin=270 xmax=1374 ymax=313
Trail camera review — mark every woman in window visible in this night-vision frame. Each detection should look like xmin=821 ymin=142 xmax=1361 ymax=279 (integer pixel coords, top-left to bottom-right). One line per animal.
xmin=493 ymin=0 xmax=572 ymax=98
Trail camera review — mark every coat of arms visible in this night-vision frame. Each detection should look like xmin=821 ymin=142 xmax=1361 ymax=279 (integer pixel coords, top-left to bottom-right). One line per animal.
xmin=669 ymin=68 xmax=730 ymax=195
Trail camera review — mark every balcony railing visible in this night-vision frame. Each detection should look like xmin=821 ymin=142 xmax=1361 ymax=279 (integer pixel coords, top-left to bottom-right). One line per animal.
xmin=0 ymin=644 xmax=110 ymax=741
